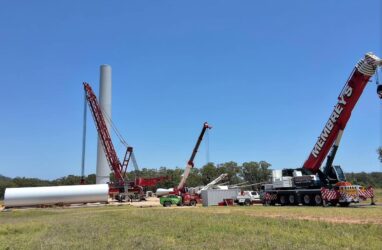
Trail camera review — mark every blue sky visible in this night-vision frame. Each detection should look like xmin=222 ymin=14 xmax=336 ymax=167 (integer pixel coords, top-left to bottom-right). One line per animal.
xmin=0 ymin=1 xmax=381 ymax=179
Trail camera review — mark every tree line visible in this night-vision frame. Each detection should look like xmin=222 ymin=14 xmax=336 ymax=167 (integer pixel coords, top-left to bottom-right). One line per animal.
xmin=1 ymin=160 xmax=382 ymax=199
xmin=1 ymin=161 xmax=271 ymax=199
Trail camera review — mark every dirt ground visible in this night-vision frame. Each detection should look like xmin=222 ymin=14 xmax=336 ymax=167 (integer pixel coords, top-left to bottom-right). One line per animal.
xmin=120 ymin=196 xmax=161 ymax=208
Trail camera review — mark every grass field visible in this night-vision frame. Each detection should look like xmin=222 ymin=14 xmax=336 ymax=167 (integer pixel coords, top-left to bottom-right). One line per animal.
xmin=1 ymin=202 xmax=381 ymax=250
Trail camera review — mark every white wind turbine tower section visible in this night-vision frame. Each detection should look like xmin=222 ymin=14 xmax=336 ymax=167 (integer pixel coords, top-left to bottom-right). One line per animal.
xmin=96 ymin=65 xmax=112 ymax=184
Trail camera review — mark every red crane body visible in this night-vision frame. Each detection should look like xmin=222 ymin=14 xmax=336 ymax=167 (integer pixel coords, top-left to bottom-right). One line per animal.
xmin=163 ymin=122 xmax=211 ymax=206
xmin=84 ymin=82 xmax=168 ymax=195
xmin=84 ymin=82 xmax=125 ymax=187
xmin=263 ymin=53 xmax=380 ymax=206
xmin=176 ymin=122 xmax=212 ymax=191
xmin=136 ymin=177 xmax=169 ymax=187
xmin=303 ymin=53 xmax=381 ymax=173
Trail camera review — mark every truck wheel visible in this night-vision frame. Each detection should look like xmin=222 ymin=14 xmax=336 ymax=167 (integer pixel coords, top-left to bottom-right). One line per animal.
xmin=330 ymin=200 xmax=338 ymax=207
xmin=163 ymin=201 xmax=172 ymax=207
xmin=244 ymin=199 xmax=251 ymax=206
xmin=288 ymin=195 xmax=297 ymax=205
xmin=279 ymin=195 xmax=287 ymax=206
xmin=302 ymin=194 xmax=311 ymax=206
xmin=314 ymin=195 xmax=322 ymax=206
xmin=116 ymin=194 xmax=125 ymax=202
xmin=190 ymin=200 xmax=197 ymax=206
xmin=322 ymin=199 xmax=329 ymax=207
xmin=339 ymin=202 xmax=350 ymax=207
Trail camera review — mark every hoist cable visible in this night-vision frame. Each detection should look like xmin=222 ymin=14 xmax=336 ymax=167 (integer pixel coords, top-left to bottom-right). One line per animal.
xmin=206 ymin=128 xmax=210 ymax=164
xmin=99 ymin=106 xmax=129 ymax=148
xmin=98 ymin=106 xmax=142 ymax=172
xmin=376 ymin=68 xmax=382 ymax=171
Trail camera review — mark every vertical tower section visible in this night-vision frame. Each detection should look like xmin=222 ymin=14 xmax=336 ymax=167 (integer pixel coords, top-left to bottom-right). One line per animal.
xmin=96 ymin=65 xmax=112 ymax=184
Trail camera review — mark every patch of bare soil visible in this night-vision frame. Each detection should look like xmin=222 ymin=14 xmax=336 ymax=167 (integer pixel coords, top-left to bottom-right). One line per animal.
xmin=127 ymin=197 xmax=161 ymax=208
xmin=245 ymin=213 xmax=382 ymax=225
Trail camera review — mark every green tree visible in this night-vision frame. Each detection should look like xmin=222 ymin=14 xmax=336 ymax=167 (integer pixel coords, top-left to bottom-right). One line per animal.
xmin=378 ymin=147 xmax=382 ymax=163
xmin=217 ymin=161 xmax=242 ymax=184
xmin=86 ymin=174 xmax=96 ymax=184
xmin=157 ymin=167 xmax=183 ymax=189
xmin=258 ymin=161 xmax=272 ymax=182
xmin=186 ymin=168 xmax=203 ymax=187
xmin=200 ymin=163 xmax=218 ymax=185
xmin=0 ymin=180 xmax=16 ymax=199
xmin=53 ymin=175 xmax=82 ymax=185
xmin=240 ymin=161 xmax=271 ymax=190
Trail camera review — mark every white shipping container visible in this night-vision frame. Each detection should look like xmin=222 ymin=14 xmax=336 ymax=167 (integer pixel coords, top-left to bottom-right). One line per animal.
xmin=201 ymin=188 xmax=240 ymax=206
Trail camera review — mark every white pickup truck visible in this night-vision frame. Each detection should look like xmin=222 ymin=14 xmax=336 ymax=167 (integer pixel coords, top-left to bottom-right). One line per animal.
xmin=236 ymin=191 xmax=261 ymax=205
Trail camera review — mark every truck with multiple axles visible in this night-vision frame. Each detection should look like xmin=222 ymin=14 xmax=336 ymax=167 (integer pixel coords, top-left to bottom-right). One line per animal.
xmin=263 ymin=53 xmax=381 ymax=206
xmin=83 ymin=82 xmax=167 ymax=201
xmin=160 ymin=122 xmax=212 ymax=206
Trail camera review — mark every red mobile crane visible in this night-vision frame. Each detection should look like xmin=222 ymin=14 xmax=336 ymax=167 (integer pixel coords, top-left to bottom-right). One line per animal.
xmin=83 ymin=82 xmax=166 ymax=201
xmin=177 ymin=122 xmax=212 ymax=192
xmin=263 ymin=53 xmax=381 ymax=206
xmin=160 ymin=122 xmax=212 ymax=206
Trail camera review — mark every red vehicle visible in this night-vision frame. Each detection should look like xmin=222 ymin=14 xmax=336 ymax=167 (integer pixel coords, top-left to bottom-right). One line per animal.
xmin=161 ymin=122 xmax=212 ymax=206
xmin=83 ymin=82 xmax=167 ymax=201
xmin=263 ymin=53 xmax=380 ymax=206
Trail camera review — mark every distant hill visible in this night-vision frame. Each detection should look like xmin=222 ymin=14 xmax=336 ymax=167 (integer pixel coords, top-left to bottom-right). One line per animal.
xmin=0 ymin=174 xmax=12 ymax=182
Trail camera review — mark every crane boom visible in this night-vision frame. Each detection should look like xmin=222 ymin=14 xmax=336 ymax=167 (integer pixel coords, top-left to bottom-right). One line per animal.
xmin=303 ymin=53 xmax=381 ymax=173
xmin=197 ymin=173 xmax=228 ymax=194
xmin=83 ymin=82 xmax=125 ymax=186
xmin=177 ymin=122 xmax=212 ymax=190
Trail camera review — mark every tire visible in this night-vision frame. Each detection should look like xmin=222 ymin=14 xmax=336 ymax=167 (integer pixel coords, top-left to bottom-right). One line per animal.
xmin=163 ymin=201 xmax=172 ymax=207
xmin=339 ymin=202 xmax=350 ymax=207
xmin=116 ymin=194 xmax=125 ymax=202
xmin=314 ymin=195 xmax=322 ymax=206
xmin=263 ymin=199 xmax=274 ymax=206
xmin=322 ymin=199 xmax=329 ymax=207
xmin=330 ymin=200 xmax=338 ymax=207
xmin=190 ymin=200 xmax=197 ymax=206
xmin=279 ymin=195 xmax=287 ymax=206
xmin=244 ymin=199 xmax=251 ymax=206
xmin=288 ymin=195 xmax=297 ymax=205
xmin=302 ymin=194 xmax=311 ymax=206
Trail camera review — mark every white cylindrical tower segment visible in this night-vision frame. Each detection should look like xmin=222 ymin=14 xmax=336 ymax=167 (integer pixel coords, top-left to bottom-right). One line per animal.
xmin=4 ymin=184 xmax=109 ymax=207
xmin=96 ymin=65 xmax=112 ymax=184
